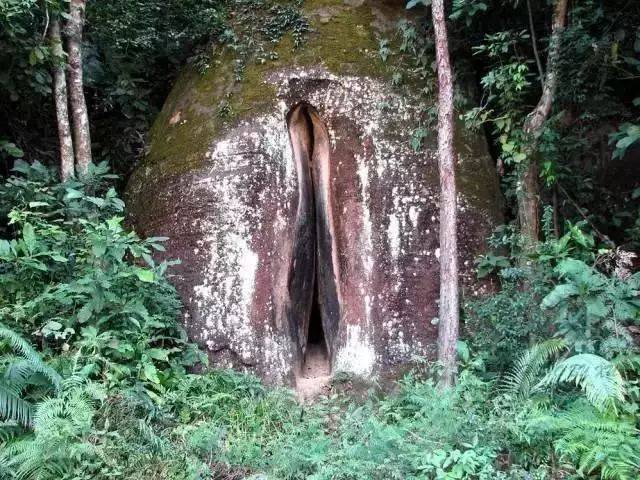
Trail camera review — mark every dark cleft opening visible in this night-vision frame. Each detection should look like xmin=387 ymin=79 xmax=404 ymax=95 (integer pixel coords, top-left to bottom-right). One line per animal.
xmin=286 ymin=102 xmax=333 ymax=379
xmin=304 ymin=277 xmax=328 ymax=367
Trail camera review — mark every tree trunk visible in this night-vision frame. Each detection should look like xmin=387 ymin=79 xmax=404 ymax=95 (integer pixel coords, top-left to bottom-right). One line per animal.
xmin=518 ymin=0 xmax=569 ymax=246
xmin=65 ymin=0 xmax=91 ymax=177
xmin=49 ymin=16 xmax=74 ymax=181
xmin=432 ymin=0 xmax=459 ymax=389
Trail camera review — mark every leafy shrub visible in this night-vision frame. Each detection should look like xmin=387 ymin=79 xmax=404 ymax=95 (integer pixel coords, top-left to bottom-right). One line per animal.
xmin=542 ymin=258 xmax=640 ymax=358
xmin=0 ymin=161 xmax=204 ymax=395
xmin=467 ymin=219 xmax=639 ymax=370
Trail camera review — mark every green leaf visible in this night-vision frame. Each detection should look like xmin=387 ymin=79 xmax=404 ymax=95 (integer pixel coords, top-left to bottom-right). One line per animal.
xmin=29 ymin=49 xmax=38 ymax=66
xmin=146 ymin=236 xmax=169 ymax=243
xmin=555 ymin=258 xmax=589 ymax=277
xmin=0 ymin=239 xmax=11 ymax=256
xmin=92 ymin=239 xmax=107 ymax=258
xmin=512 ymin=152 xmax=527 ymax=163
xmin=50 ymin=253 xmax=67 ymax=262
xmin=406 ymin=0 xmax=431 ymax=9
xmin=122 ymin=300 xmax=149 ymax=319
xmin=64 ymin=188 xmax=84 ymax=200
xmin=85 ymin=196 xmax=106 ymax=207
xmin=457 ymin=341 xmax=470 ymax=363
xmin=77 ymin=302 xmax=93 ymax=323
xmin=22 ymin=223 xmax=36 ymax=253
xmin=135 ymin=268 xmax=155 ymax=283
xmin=501 ymin=141 xmax=515 ymax=153
xmin=48 ymin=321 xmax=63 ymax=331
xmin=542 ymin=284 xmax=579 ymax=309
xmin=106 ymin=217 xmax=124 ymax=231
xmin=143 ymin=363 xmax=161 ymax=384
xmin=146 ymin=348 xmax=170 ymax=362
xmin=1 ymin=142 xmax=24 ymax=158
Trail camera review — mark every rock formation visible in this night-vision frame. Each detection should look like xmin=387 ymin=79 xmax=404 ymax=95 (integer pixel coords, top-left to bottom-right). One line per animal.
xmin=126 ymin=0 xmax=503 ymax=385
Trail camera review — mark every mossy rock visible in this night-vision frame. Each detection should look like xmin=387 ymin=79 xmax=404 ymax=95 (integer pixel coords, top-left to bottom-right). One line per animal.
xmin=126 ymin=0 xmax=503 ymax=386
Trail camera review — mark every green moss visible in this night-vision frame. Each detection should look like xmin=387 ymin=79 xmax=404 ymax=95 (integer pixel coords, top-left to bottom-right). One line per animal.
xmin=289 ymin=1 xmax=388 ymax=77
xmin=455 ymin=119 xmax=503 ymax=220
xmin=135 ymin=0 xmax=411 ymax=186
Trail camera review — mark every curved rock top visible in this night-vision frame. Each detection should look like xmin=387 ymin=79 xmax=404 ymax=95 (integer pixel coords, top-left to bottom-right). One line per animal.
xmin=127 ymin=0 xmax=503 ymax=385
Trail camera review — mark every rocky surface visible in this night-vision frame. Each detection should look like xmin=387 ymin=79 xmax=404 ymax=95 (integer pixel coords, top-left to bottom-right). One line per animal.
xmin=126 ymin=0 xmax=503 ymax=386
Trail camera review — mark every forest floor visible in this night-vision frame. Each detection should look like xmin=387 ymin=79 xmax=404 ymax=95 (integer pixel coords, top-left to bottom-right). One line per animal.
xmin=296 ymin=343 xmax=331 ymax=401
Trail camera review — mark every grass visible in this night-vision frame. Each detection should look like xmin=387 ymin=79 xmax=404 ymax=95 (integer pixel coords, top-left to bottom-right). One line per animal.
xmin=89 ymin=367 xmax=545 ymax=480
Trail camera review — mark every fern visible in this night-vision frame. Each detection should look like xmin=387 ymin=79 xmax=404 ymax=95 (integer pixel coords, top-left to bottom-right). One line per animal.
xmin=502 ymin=338 xmax=567 ymax=399
xmin=506 ymin=342 xmax=638 ymax=479
xmin=539 ymin=354 xmax=626 ymax=412
xmin=0 ymin=325 xmax=61 ymax=427
xmin=611 ymin=354 xmax=640 ymax=375
xmin=0 ymin=385 xmax=33 ymax=428
xmin=0 ymin=370 xmax=101 ymax=479
xmin=0 ymin=326 xmax=61 ymax=389
xmin=551 ymin=403 xmax=640 ymax=480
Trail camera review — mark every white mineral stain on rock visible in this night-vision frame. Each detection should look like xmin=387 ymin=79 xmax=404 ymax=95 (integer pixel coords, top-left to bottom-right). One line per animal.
xmin=356 ymin=155 xmax=374 ymax=277
xmin=236 ymin=235 xmax=259 ymax=310
xmin=188 ymin=108 xmax=298 ymax=383
xmin=388 ymin=213 xmax=400 ymax=259
xmin=409 ymin=205 xmax=420 ymax=227
xmin=334 ymin=324 xmax=375 ymax=376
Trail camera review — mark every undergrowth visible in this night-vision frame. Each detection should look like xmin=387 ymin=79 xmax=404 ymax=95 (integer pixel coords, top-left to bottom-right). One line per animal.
xmin=0 ymin=164 xmax=638 ymax=480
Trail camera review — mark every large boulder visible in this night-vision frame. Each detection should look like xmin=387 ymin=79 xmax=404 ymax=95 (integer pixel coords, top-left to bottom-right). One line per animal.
xmin=126 ymin=0 xmax=503 ymax=385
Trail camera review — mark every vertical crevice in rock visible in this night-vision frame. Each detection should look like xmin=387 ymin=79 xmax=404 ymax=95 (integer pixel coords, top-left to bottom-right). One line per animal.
xmin=286 ymin=103 xmax=340 ymax=378
xmin=286 ymin=104 xmax=316 ymax=359
xmin=307 ymin=106 xmax=341 ymax=365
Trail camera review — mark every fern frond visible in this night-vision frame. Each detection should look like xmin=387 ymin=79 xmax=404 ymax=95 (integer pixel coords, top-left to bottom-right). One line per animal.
xmin=611 ymin=354 xmax=640 ymax=375
xmin=0 ymin=422 xmax=24 ymax=445
xmin=82 ymin=380 xmax=106 ymax=402
xmin=32 ymin=397 xmax=66 ymax=431
xmin=502 ymin=338 xmax=567 ymax=399
xmin=3 ymin=358 xmax=37 ymax=387
xmin=538 ymin=354 xmax=625 ymax=411
xmin=137 ymin=418 xmax=171 ymax=454
xmin=551 ymin=403 xmax=640 ymax=480
xmin=0 ymin=325 xmax=61 ymax=390
xmin=0 ymin=384 xmax=33 ymax=427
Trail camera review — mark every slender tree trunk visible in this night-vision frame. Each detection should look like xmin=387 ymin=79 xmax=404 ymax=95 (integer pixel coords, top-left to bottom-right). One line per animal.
xmin=552 ymin=184 xmax=560 ymax=238
xmin=65 ymin=0 xmax=91 ymax=177
xmin=49 ymin=16 xmax=74 ymax=180
xmin=518 ymin=0 xmax=569 ymax=246
xmin=432 ymin=0 xmax=459 ymax=389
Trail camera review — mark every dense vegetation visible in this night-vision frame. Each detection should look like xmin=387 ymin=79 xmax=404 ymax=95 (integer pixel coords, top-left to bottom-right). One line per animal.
xmin=1 ymin=0 xmax=639 ymax=479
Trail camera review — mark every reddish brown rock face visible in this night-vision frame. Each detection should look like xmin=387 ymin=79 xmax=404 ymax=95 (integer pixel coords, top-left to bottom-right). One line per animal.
xmin=126 ymin=0 xmax=503 ymax=385
xmin=127 ymin=64 xmax=503 ymax=385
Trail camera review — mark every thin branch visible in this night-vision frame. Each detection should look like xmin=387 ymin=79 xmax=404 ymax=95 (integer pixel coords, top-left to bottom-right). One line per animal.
xmin=557 ymin=183 xmax=615 ymax=247
xmin=526 ymin=0 xmax=545 ymax=88
xmin=41 ymin=4 xmax=49 ymax=41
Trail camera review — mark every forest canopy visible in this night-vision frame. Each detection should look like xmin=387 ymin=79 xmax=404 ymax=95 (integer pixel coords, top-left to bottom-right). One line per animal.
xmin=0 ymin=0 xmax=639 ymax=479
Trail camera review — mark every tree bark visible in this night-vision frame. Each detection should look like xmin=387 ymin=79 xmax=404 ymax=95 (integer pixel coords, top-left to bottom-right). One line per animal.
xmin=432 ymin=0 xmax=459 ymax=389
xmin=518 ymin=0 xmax=569 ymax=246
xmin=65 ymin=0 xmax=91 ymax=177
xmin=49 ymin=16 xmax=74 ymax=181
